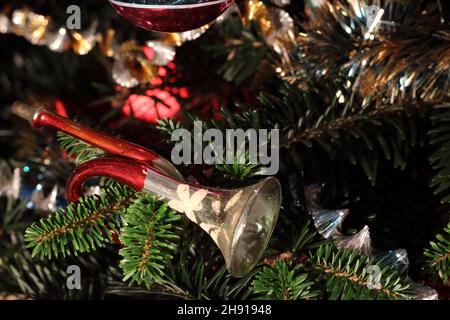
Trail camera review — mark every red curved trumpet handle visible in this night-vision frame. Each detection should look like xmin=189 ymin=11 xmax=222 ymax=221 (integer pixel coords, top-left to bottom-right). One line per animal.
xmin=11 ymin=102 xmax=184 ymax=203
xmin=11 ymin=102 xmax=159 ymax=165
xmin=66 ymin=157 xmax=149 ymax=202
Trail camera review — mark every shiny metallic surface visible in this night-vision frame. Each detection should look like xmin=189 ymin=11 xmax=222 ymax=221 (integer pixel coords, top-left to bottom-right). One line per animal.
xmin=109 ymin=0 xmax=234 ymax=32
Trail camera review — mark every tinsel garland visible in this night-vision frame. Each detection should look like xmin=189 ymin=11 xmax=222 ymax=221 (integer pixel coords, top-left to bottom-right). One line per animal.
xmin=0 ymin=5 xmax=210 ymax=88
xmin=281 ymin=0 xmax=450 ymax=107
xmin=0 ymin=2 xmax=297 ymax=88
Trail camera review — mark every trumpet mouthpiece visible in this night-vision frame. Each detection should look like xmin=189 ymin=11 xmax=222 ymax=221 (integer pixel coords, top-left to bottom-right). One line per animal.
xmin=11 ymin=101 xmax=44 ymax=124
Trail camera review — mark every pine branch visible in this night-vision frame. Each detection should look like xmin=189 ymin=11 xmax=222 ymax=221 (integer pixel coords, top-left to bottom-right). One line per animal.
xmin=118 ymin=194 xmax=181 ymax=289
xmin=151 ymin=231 xmax=256 ymax=300
xmin=214 ymin=156 xmax=262 ymax=181
xmin=207 ymin=16 xmax=271 ymax=84
xmin=424 ymin=221 xmax=450 ymax=283
xmin=263 ymin=244 xmax=425 ymax=300
xmin=426 ymin=104 xmax=450 ymax=282
xmin=290 ymin=219 xmax=318 ymax=253
xmin=24 ymin=184 xmax=136 ymax=259
xmin=156 ymin=118 xmax=183 ymax=145
xmin=286 ymin=84 xmax=429 ymax=184
xmin=156 ymin=116 xmax=264 ymax=181
xmin=0 ymin=246 xmax=122 ymax=299
xmin=57 ymin=132 xmax=105 ymax=165
xmin=107 ymin=263 xmax=255 ymax=300
xmin=171 ymin=81 xmax=431 ymax=184
xmin=0 ymin=196 xmax=29 ymax=236
xmin=285 ymin=100 xmax=431 ymax=147
xmin=310 ymin=244 xmax=413 ymax=300
xmin=429 ymin=103 xmax=450 ymax=204
xmin=250 ymin=260 xmax=320 ymax=300
xmin=0 ymin=188 xmax=123 ymax=299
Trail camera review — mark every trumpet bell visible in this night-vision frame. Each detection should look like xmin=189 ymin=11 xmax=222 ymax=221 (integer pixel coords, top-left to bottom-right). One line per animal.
xmin=144 ymin=172 xmax=282 ymax=277
xmin=222 ymin=177 xmax=282 ymax=277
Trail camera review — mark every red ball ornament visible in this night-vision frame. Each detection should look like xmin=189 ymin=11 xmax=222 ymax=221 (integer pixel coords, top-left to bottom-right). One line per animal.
xmin=109 ymin=0 xmax=234 ymax=32
xmin=122 ymin=89 xmax=183 ymax=123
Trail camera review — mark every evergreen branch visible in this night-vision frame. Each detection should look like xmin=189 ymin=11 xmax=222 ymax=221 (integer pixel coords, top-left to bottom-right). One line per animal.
xmin=214 ymin=154 xmax=262 ymax=181
xmin=207 ymin=16 xmax=271 ymax=84
xmin=156 ymin=118 xmax=183 ymax=145
xmin=426 ymin=104 xmax=450 ymax=282
xmin=57 ymin=132 xmax=105 ymax=165
xmin=156 ymin=116 xmax=264 ymax=180
xmin=291 ymin=219 xmax=318 ymax=253
xmin=268 ymin=83 xmax=429 ymax=185
xmin=250 ymin=260 xmax=320 ymax=300
xmin=424 ymin=221 xmax=450 ymax=283
xmin=429 ymin=103 xmax=450 ymax=204
xmin=156 ymin=232 xmax=255 ymax=300
xmin=118 ymin=194 xmax=181 ymax=289
xmin=0 ymin=188 xmax=123 ymax=299
xmin=175 ymin=81 xmax=431 ymax=184
xmin=24 ymin=184 xmax=136 ymax=259
xmin=0 ymin=247 xmax=122 ymax=299
xmin=310 ymin=244 xmax=412 ymax=300
xmin=0 ymin=196 xmax=29 ymax=236
xmin=285 ymin=101 xmax=432 ymax=146
xmin=107 ymin=264 xmax=255 ymax=300
xmin=252 ymin=84 xmax=433 ymax=151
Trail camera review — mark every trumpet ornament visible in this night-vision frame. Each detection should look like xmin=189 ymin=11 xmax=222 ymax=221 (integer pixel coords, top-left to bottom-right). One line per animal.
xmin=11 ymin=102 xmax=282 ymax=277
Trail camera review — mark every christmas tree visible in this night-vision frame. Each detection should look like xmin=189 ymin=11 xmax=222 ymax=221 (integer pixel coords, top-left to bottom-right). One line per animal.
xmin=0 ymin=0 xmax=449 ymax=300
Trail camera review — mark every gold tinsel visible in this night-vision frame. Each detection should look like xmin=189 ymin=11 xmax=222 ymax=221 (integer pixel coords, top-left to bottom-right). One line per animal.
xmin=281 ymin=0 xmax=450 ymax=106
xmin=112 ymin=41 xmax=158 ymax=88
xmin=98 ymin=29 xmax=117 ymax=58
xmin=10 ymin=8 xmax=49 ymax=45
xmin=242 ymin=0 xmax=295 ymax=47
xmin=0 ymin=5 xmax=238 ymax=87
xmin=0 ymin=6 xmax=216 ymax=88
xmin=241 ymin=0 xmax=296 ymax=78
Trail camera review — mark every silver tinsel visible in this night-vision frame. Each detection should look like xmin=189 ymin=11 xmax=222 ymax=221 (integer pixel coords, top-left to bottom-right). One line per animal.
xmin=0 ymin=168 xmax=21 ymax=199
xmin=145 ymin=41 xmax=176 ymax=66
xmin=29 ymin=185 xmax=58 ymax=212
xmin=1 ymin=166 xmax=60 ymax=212
xmin=112 ymin=58 xmax=140 ymax=88
xmin=284 ymin=0 xmax=450 ymax=106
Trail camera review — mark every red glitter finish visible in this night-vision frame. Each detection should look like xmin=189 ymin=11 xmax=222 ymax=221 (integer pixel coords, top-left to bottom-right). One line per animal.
xmin=109 ymin=0 xmax=234 ymax=33
xmin=32 ymin=110 xmax=159 ymax=164
xmin=66 ymin=157 xmax=148 ymax=202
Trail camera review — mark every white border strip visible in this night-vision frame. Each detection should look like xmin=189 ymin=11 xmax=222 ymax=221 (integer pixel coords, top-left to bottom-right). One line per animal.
xmin=109 ymin=0 xmax=229 ymax=10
